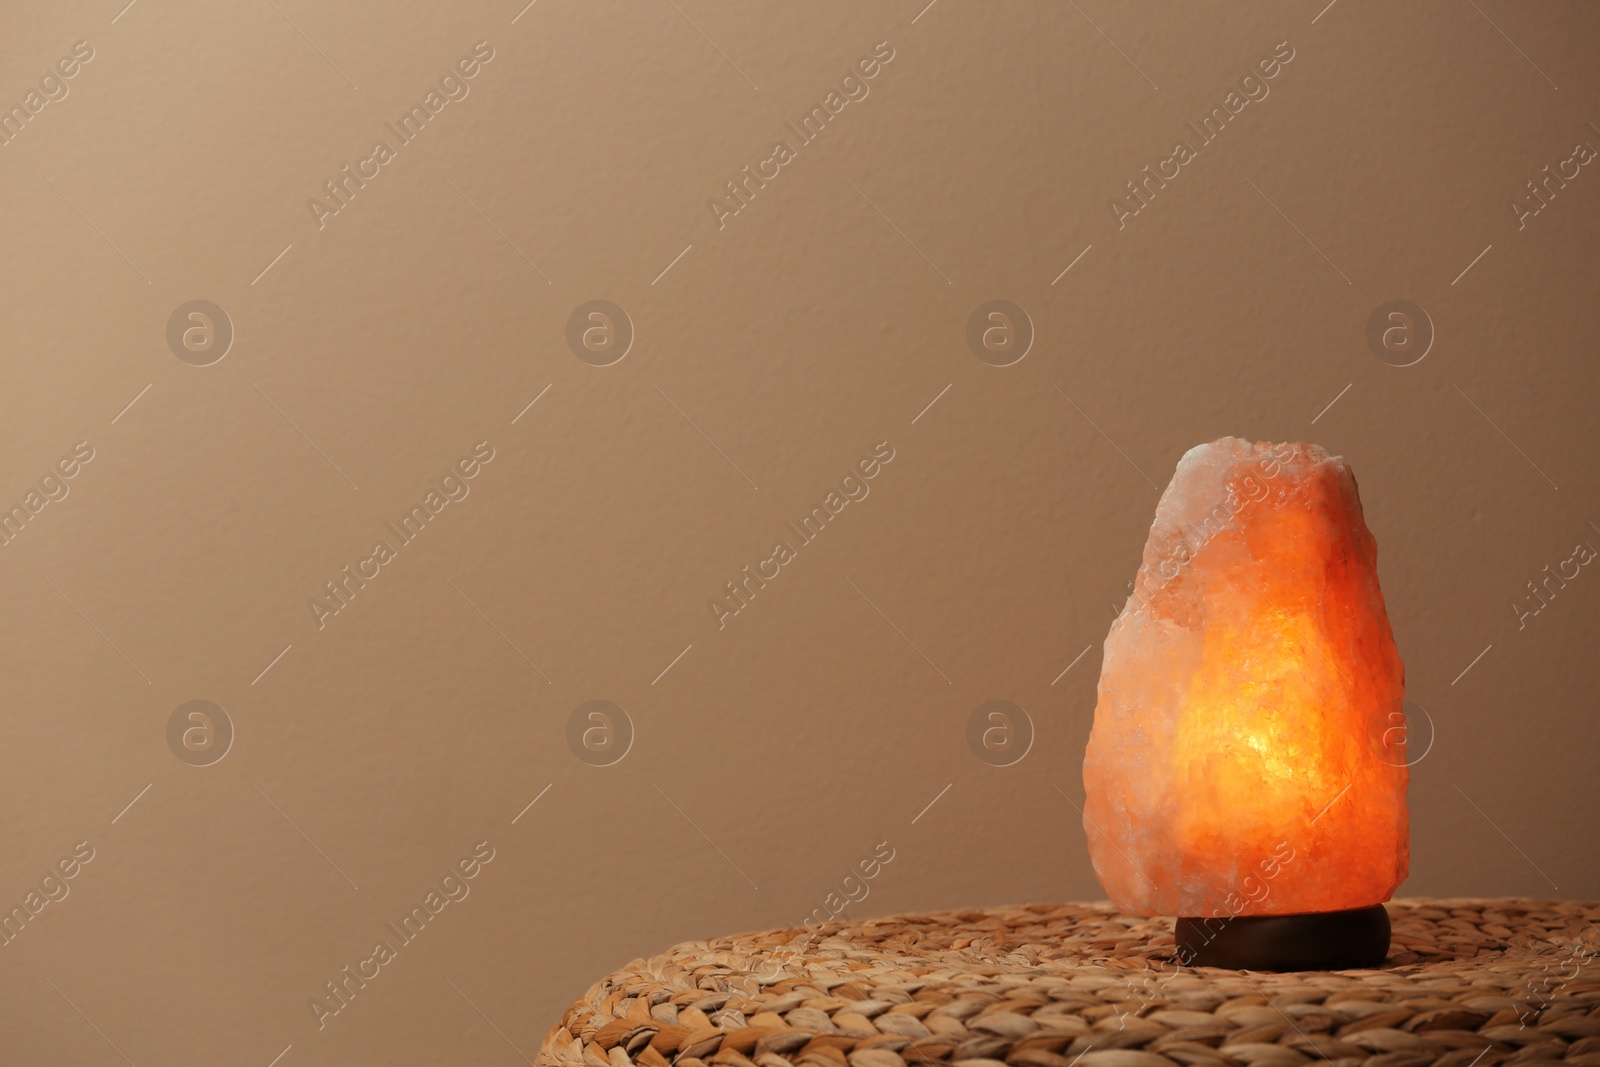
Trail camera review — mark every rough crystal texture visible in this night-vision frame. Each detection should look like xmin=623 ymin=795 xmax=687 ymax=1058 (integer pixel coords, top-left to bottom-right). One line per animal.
xmin=1082 ymin=438 xmax=1408 ymax=918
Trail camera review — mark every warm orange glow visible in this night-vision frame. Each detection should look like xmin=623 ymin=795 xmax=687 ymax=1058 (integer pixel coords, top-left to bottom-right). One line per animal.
xmin=1082 ymin=439 xmax=1408 ymax=918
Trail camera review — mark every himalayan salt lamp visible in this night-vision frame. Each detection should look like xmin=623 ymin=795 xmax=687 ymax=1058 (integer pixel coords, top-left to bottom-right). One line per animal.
xmin=1081 ymin=438 xmax=1407 ymax=970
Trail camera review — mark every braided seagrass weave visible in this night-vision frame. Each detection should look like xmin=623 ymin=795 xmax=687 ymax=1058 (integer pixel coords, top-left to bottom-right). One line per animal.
xmin=537 ymin=900 xmax=1600 ymax=1067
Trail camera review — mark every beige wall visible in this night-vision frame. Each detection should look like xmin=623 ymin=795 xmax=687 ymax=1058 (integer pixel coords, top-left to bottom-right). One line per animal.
xmin=2 ymin=1 xmax=1598 ymax=1063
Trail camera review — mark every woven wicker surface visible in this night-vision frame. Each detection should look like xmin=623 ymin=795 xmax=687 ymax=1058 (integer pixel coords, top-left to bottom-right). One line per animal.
xmin=537 ymin=899 xmax=1600 ymax=1067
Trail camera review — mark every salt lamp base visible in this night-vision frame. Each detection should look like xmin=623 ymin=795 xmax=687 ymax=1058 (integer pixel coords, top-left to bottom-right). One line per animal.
xmin=1175 ymin=904 xmax=1391 ymax=971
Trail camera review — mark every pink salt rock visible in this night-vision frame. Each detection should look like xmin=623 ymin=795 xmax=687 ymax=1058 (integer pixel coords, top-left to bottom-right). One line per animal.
xmin=1081 ymin=438 xmax=1408 ymax=918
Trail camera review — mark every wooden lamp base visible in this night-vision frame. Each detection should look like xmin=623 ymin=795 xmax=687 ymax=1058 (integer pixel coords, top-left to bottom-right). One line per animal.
xmin=1175 ymin=903 xmax=1391 ymax=970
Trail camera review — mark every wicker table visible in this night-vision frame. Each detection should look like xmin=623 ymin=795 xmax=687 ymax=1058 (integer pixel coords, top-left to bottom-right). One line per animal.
xmin=537 ymin=900 xmax=1600 ymax=1067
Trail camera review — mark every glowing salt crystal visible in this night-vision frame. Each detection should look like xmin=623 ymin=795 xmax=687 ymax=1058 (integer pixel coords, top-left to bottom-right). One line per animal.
xmin=1082 ymin=438 xmax=1408 ymax=917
